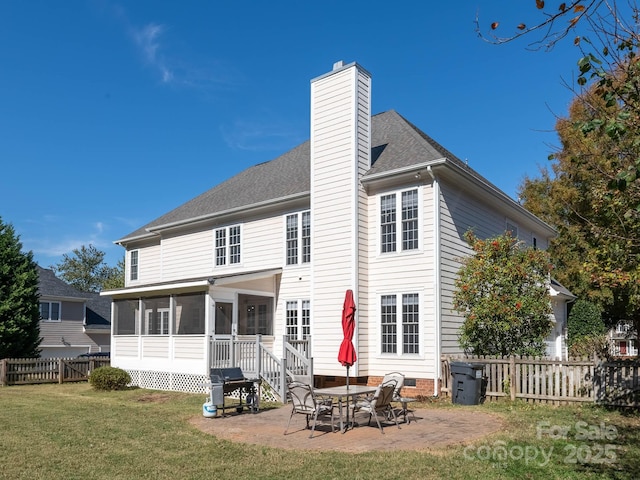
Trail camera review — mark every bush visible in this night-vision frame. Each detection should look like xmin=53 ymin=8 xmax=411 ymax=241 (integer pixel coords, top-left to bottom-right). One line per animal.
xmin=568 ymin=333 xmax=610 ymax=359
xmin=567 ymin=299 xmax=605 ymax=347
xmin=89 ymin=366 xmax=131 ymax=391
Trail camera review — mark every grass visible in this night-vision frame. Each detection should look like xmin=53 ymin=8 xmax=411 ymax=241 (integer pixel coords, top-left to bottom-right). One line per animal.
xmin=0 ymin=383 xmax=639 ymax=480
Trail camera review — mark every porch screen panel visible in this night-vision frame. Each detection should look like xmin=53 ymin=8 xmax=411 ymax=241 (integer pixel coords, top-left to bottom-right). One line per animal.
xmin=113 ymin=299 xmax=139 ymax=335
xmin=142 ymin=297 xmax=170 ymax=335
xmin=238 ymin=294 xmax=273 ymax=335
xmin=174 ymin=293 xmax=205 ymax=334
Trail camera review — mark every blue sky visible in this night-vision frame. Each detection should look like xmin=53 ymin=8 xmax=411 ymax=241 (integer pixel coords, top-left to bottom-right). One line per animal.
xmin=1 ymin=1 xmax=582 ymax=269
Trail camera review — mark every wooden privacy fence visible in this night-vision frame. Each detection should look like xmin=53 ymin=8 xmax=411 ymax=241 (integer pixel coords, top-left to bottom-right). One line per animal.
xmin=441 ymin=355 xmax=640 ymax=407
xmin=0 ymin=357 xmax=111 ymax=386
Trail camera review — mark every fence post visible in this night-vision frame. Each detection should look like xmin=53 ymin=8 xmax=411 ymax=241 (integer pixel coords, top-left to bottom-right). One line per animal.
xmin=0 ymin=359 xmax=6 ymax=386
xmin=509 ymin=355 xmax=516 ymax=401
xmin=58 ymin=358 xmax=64 ymax=384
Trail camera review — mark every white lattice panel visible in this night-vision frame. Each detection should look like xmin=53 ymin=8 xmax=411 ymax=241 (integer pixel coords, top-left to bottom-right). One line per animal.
xmin=124 ymin=368 xmax=281 ymax=402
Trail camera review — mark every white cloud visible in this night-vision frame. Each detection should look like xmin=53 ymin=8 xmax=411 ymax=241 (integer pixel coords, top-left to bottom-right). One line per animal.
xmin=131 ymin=22 xmax=174 ymax=84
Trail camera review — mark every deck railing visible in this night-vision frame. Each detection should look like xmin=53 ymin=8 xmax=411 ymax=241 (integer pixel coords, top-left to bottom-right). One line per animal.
xmin=209 ymin=335 xmax=312 ymax=401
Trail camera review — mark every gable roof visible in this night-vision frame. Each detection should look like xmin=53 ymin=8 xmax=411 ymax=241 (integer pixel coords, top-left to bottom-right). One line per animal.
xmin=37 ymin=265 xmax=85 ymax=300
xmin=118 ymin=110 xmax=549 ymax=243
xmin=37 ymin=266 xmax=111 ymax=328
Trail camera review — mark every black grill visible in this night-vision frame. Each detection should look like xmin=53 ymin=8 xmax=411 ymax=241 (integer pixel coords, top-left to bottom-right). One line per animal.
xmin=210 ymin=367 xmax=261 ymax=414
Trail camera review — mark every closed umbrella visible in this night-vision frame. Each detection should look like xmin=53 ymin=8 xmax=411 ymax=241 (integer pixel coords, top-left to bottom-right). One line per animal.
xmin=338 ymin=289 xmax=357 ymax=390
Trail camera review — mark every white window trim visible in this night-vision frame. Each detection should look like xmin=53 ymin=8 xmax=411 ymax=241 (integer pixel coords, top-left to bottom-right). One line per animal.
xmin=376 ymin=291 xmax=422 ymax=357
xmin=214 ymin=224 xmax=243 ymax=268
xmin=40 ymin=301 xmax=62 ymax=322
xmin=284 ymin=210 xmax=311 ymax=267
xmin=285 ymin=299 xmax=311 ymax=340
xmin=377 ymin=187 xmax=422 ymax=256
xmin=129 ymin=250 xmax=139 ymax=282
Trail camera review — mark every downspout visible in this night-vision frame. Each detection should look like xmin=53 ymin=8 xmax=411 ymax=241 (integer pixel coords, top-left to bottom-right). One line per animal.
xmin=427 ymin=166 xmax=441 ymax=397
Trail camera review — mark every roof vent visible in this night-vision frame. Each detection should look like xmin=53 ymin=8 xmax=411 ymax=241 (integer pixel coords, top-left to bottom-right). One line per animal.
xmin=333 ymin=60 xmax=345 ymax=70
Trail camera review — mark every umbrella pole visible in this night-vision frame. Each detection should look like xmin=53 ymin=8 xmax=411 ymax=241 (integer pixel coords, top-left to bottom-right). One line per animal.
xmin=346 ymin=365 xmax=349 ymax=390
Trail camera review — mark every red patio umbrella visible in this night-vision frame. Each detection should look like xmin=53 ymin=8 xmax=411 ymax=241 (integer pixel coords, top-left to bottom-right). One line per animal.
xmin=338 ymin=289 xmax=357 ymax=389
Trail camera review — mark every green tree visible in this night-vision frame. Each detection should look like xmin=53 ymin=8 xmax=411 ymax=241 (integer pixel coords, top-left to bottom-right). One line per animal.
xmin=519 ymin=76 xmax=640 ymax=331
xmin=0 ymin=217 xmax=41 ymax=358
xmin=52 ymin=245 xmax=122 ymax=293
xmin=453 ymin=231 xmax=554 ymax=356
xmin=102 ymin=256 xmax=125 ymax=290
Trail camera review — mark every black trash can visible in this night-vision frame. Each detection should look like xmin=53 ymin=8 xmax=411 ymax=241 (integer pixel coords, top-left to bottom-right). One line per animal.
xmin=450 ymin=361 xmax=485 ymax=405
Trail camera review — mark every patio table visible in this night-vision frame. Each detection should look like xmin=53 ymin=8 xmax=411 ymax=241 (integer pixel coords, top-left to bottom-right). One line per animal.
xmin=314 ymin=385 xmax=377 ymax=433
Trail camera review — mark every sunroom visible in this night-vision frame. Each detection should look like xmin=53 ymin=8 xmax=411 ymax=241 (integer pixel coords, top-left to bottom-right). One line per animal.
xmin=103 ymin=269 xmax=283 ymax=392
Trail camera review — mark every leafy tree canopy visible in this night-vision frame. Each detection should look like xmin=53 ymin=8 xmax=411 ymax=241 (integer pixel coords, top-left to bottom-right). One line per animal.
xmin=51 ymin=245 xmax=124 ymax=293
xmin=0 ymin=217 xmax=41 ymax=358
xmin=453 ymin=231 xmax=554 ymax=357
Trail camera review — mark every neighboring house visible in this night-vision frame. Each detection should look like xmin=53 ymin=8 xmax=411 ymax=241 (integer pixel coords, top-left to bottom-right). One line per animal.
xmin=37 ymin=266 xmax=111 ymax=358
xmin=103 ymin=61 xmax=569 ymax=396
xmin=608 ymin=321 xmax=638 ymax=357
xmin=547 ymin=279 xmax=577 ymax=360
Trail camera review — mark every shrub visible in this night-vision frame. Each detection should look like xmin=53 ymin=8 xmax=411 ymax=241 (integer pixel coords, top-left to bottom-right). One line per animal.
xmin=567 ymin=300 xmax=605 ymax=347
xmin=568 ymin=333 xmax=610 ymax=359
xmin=89 ymin=366 xmax=131 ymax=391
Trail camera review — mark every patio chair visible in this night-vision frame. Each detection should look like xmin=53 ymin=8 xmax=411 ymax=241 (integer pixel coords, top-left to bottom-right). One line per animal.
xmin=380 ymin=371 xmax=417 ymax=424
xmin=381 ymin=372 xmax=405 ymax=401
xmin=351 ymin=379 xmax=400 ymax=433
xmin=284 ymin=381 xmax=337 ymax=438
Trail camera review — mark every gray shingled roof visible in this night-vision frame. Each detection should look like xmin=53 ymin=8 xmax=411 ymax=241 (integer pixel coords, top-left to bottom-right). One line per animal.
xmin=37 ymin=266 xmax=111 ymax=328
xmin=119 ymin=110 xmax=472 ymax=242
xmin=37 ymin=265 xmax=85 ymax=299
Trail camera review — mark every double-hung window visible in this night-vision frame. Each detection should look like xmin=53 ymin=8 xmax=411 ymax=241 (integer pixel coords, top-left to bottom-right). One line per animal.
xmin=130 ymin=250 xmax=139 ymax=281
xmin=285 ymin=211 xmax=310 ymax=265
xmin=380 ymin=189 xmax=419 ymax=254
xmin=380 ymin=293 xmax=420 ymax=355
xmin=285 ymin=299 xmax=310 ymax=340
xmin=40 ymin=301 xmax=61 ymax=322
xmin=215 ymin=225 xmax=242 ymax=266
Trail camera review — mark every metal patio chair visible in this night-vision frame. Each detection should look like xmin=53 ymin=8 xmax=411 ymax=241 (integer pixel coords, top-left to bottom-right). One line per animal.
xmin=284 ymin=381 xmax=337 ymax=438
xmin=351 ymin=379 xmax=400 ymax=433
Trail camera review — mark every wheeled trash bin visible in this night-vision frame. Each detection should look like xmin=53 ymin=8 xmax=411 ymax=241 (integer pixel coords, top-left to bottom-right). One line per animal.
xmin=450 ymin=361 xmax=485 ymax=405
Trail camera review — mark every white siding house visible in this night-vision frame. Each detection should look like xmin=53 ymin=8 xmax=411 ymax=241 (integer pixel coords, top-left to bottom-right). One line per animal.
xmin=103 ymin=61 xmax=566 ymax=396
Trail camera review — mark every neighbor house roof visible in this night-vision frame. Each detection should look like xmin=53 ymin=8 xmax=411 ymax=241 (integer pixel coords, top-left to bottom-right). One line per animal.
xmin=37 ymin=265 xmax=85 ymax=300
xmin=37 ymin=266 xmax=111 ymax=329
xmin=118 ymin=109 xmax=548 ymax=243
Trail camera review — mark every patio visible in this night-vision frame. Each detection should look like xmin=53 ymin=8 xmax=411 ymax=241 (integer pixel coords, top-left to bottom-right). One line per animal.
xmin=189 ymin=404 xmax=503 ymax=452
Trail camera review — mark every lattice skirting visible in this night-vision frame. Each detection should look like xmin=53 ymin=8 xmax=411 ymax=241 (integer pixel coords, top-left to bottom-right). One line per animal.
xmin=124 ymin=369 xmax=280 ymax=403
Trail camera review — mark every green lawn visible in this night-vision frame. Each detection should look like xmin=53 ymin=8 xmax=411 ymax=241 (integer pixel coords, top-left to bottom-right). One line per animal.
xmin=0 ymin=383 xmax=638 ymax=480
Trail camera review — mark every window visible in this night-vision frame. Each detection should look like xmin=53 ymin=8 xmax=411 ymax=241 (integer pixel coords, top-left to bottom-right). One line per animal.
xmin=40 ymin=302 xmax=61 ymax=322
xmin=506 ymin=220 xmax=518 ymax=237
xmin=286 ymin=211 xmax=311 ymax=265
xmin=215 ymin=225 xmax=241 ymax=266
xmin=130 ymin=250 xmax=138 ymax=281
xmin=380 ymin=293 xmax=420 ymax=355
xmin=380 ymin=189 xmax=419 ymax=254
xmin=286 ymin=299 xmax=311 ymax=340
